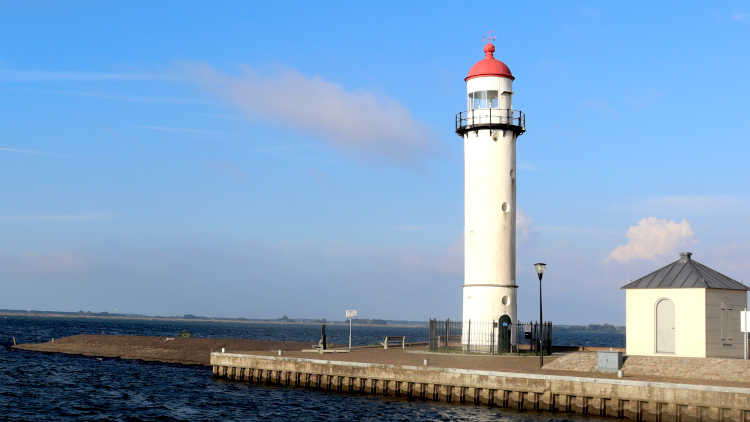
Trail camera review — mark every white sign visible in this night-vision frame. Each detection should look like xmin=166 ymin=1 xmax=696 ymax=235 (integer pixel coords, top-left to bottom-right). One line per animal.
xmin=345 ymin=309 xmax=358 ymax=320
xmin=742 ymin=311 xmax=749 ymax=333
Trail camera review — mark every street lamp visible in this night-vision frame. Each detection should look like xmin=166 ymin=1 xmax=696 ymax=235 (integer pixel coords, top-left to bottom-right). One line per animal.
xmin=534 ymin=262 xmax=546 ymax=368
xmin=345 ymin=309 xmax=358 ymax=351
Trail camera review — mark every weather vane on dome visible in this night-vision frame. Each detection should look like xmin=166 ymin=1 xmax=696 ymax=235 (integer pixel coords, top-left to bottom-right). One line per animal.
xmin=482 ymin=31 xmax=496 ymax=44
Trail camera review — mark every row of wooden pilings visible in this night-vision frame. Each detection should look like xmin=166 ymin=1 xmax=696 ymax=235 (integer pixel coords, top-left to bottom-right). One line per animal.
xmin=212 ymin=364 xmax=749 ymax=421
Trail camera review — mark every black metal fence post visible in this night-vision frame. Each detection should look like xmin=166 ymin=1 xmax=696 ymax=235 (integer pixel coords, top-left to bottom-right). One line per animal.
xmin=490 ymin=322 xmax=495 ymax=355
xmin=445 ymin=319 xmax=449 ymax=350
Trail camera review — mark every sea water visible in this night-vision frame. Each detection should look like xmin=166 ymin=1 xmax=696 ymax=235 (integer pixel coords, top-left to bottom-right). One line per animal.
xmin=0 ymin=316 xmax=617 ymax=421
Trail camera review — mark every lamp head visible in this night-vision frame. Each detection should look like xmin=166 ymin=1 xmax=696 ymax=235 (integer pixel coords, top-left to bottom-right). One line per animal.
xmin=534 ymin=262 xmax=546 ymax=280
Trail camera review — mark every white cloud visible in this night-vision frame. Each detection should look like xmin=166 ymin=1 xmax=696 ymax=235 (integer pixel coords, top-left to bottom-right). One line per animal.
xmin=186 ymin=64 xmax=436 ymax=163
xmin=606 ymin=217 xmax=696 ymax=263
xmin=517 ymin=208 xmax=534 ymax=241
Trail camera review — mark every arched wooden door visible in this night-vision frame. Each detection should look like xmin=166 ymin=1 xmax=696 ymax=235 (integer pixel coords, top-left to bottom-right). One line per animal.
xmin=499 ymin=315 xmax=512 ymax=353
xmin=656 ymin=299 xmax=675 ymax=353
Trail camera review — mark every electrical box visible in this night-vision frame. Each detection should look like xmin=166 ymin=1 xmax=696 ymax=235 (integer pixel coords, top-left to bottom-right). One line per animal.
xmin=597 ymin=351 xmax=624 ymax=373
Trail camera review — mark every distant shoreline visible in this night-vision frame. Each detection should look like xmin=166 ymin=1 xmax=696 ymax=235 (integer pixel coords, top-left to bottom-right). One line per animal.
xmin=0 ymin=311 xmax=426 ymax=329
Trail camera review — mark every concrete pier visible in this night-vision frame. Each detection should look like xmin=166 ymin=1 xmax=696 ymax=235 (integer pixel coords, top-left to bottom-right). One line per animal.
xmin=212 ymin=351 xmax=750 ymax=421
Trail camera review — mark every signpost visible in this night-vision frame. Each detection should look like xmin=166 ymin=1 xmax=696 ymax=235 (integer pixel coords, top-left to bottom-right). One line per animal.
xmin=346 ymin=309 xmax=358 ymax=351
xmin=742 ymin=310 xmax=749 ymax=360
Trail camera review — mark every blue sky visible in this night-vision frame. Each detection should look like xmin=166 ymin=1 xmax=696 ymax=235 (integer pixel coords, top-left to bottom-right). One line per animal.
xmin=1 ymin=2 xmax=749 ymax=323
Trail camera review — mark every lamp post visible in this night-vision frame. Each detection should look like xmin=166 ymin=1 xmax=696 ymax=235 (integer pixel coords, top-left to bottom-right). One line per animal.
xmin=534 ymin=262 xmax=546 ymax=368
xmin=345 ymin=309 xmax=357 ymax=352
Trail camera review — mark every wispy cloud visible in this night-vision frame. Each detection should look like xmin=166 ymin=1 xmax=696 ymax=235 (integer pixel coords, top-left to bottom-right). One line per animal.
xmin=50 ymin=90 xmax=209 ymax=104
xmin=517 ymin=208 xmax=534 ymax=241
xmin=0 ymin=69 xmax=170 ymax=82
xmin=185 ymin=64 xmax=436 ymax=163
xmin=731 ymin=12 xmax=749 ymax=23
xmin=134 ymin=125 xmax=224 ymax=136
xmin=606 ymin=217 xmax=696 ymax=263
xmin=0 ymin=213 xmax=113 ymax=222
xmin=0 ymin=146 xmax=44 ymax=155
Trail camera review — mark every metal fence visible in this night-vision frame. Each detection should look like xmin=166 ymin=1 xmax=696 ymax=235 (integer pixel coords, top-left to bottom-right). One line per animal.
xmin=427 ymin=319 xmax=462 ymax=352
xmin=428 ymin=318 xmax=552 ymax=355
xmin=519 ymin=321 xmax=552 ymax=355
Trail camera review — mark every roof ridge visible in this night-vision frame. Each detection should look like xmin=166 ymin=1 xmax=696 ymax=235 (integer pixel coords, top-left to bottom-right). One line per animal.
xmin=685 ymin=260 xmax=709 ymax=288
xmin=621 ymin=255 xmax=750 ymax=290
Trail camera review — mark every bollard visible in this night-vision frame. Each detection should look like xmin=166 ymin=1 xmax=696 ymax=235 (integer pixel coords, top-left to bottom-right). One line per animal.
xmin=278 ymin=349 xmax=283 ymax=356
xmin=321 ymin=324 xmax=327 ymax=350
xmin=423 ymin=359 xmax=428 ymax=366
xmin=221 ymin=347 xmax=225 ymax=353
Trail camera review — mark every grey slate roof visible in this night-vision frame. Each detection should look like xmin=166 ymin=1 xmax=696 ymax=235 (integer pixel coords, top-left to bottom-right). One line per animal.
xmin=621 ymin=252 xmax=749 ymax=291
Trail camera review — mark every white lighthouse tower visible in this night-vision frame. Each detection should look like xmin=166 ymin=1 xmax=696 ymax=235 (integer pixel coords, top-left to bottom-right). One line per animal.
xmin=456 ymin=39 xmax=525 ymax=352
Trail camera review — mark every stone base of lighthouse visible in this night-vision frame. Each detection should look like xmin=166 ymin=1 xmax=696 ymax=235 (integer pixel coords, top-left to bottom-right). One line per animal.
xmin=461 ymin=285 xmax=518 ymax=352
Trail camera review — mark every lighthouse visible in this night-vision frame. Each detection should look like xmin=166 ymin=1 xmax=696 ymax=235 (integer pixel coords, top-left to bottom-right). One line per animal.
xmin=456 ymin=39 xmax=525 ymax=352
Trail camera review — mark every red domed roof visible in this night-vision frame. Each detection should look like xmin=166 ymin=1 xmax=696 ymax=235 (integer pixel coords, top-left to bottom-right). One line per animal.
xmin=465 ymin=43 xmax=514 ymax=81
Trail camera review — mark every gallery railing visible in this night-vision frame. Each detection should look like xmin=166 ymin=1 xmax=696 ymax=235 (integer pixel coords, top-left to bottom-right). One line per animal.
xmin=455 ymin=108 xmax=526 ymax=135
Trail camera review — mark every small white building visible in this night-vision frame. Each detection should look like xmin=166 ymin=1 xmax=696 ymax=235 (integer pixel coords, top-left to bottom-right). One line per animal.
xmin=623 ymin=252 xmax=749 ymax=358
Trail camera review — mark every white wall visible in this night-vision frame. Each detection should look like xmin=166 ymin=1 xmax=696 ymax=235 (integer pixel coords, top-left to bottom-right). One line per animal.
xmin=625 ymin=288 xmax=706 ymax=357
xmin=461 ymin=75 xmax=518 ymax=346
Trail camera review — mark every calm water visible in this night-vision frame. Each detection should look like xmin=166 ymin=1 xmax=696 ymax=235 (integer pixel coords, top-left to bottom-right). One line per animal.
xmin=0 ymin=316 xmax=617 ymax=421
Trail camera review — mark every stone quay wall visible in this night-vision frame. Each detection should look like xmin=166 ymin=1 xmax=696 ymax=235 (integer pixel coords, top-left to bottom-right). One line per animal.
xmin=211 ymin=352 xmax=750 ymax=422
xmin=546 ymin=352 xmax=750 ymax=383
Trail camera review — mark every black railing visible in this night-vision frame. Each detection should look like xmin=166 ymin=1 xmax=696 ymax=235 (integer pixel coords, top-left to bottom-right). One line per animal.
xmin=428 ymin=318 xmax=551 ymax=355
xmin=455 ymin=108 xmax=526 ymax=135
xmin=519 ymin=321 xmax=552 ymax=355
xmin=428 ymin=319 xmax=462 ymax=352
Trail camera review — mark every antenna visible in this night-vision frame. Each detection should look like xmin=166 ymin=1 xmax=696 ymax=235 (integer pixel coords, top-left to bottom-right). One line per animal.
xmin=482 ymin=31 xmax=496 ymax=44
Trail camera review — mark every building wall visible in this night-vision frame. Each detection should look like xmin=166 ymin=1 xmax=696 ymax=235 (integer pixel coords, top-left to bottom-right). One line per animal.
xmin=625 ymin=288 xmax=706 ymax=357
xmin=705 ymin=289 xmax=747 ymax=358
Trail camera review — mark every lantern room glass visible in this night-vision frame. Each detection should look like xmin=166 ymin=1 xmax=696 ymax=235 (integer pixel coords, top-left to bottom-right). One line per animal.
xmin=468 ymin=90 xmax=499 ymax=110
